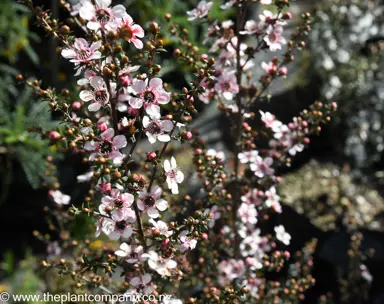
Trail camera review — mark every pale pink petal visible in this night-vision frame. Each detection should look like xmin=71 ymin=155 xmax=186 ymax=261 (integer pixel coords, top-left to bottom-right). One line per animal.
xmin=176 ymin=171 xmax=184 ymax=183
xmin=79 ymin=90 xmax=94 ymax=101
xmin=132 ymin=24 xmax=145 ymax=38
xmin=112 ymin=4 xmax=126 ymax=18
xmin=156 ymin=199 xmax=168 ymax=211
xmin=147 ymin=207 xmax=160 ymax=218
xmin=61 ymin=49 xmax=76 ymax=59
xmin=101 ymin=128 xmax=115 ymax=141
xmin=129 ymin=97 xmax=143 ymax=109
xmin=113 ymin=135 xmax=127 ymax=148
xmin=88 ymin=102 xmax=101 ymax=111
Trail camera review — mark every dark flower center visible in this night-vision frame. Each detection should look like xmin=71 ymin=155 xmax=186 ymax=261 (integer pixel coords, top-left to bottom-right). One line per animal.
xmin=144 ymin=196 xmax=155 ymax=207
xmin=114 ymin=198 xmax=123 ymax=208
xmin=116 ymin=220 xmax=127 ymax=231
xmin=120 ymin=25 xmax=133 ymax=40
xmin=95 ymin=90 xmax=108 ymax=104
xmin=147 ymin=122 xmax=161 ymax=134
xmin=144 ymin=91 xmax=155 ymax=103
xmin=78 ymin=49 xmax=91 ymax=60
xmin=96 ymin=9 xmax=110 ymax=23
xmin=100 ymin=141 xmax=113 ymax=153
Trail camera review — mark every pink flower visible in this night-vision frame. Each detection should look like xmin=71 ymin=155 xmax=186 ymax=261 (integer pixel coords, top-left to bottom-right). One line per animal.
xmin=264 ymin=25 xmax=286 ymax=52
xmin=179 ymin=231 xmax=198 ymax=252
xmin=96 ymin=216 xmax=134 ymax=240
xmin=49 ymin=190 xmax=70 ymax=205
xmin=261 ymin=61 xmax=277 ymax=74
xmin=142 ymin=251 xmax=177 ymax=277
xmin=130 ymin=274 xmax=153 ymax=294
xmin=215 ymin=70 xmax=239 ymax=100
xmin=238 ymin=150 xmax=258 ymax=164
xmin=164 ymin=157 xmax=184 ymax=194
xmin=119 ymin=65 xmax=140 ymax=87
xmin=142 ymin=115 xmax=174 ymax=144
xmin=218 ymin=259 xmax=245 ymax=282
xmin=206 ymin=205 xmax=221 ymax=228
xmin=238 ymin=203 xmax=258 ymax=224
xmin=99 ymin=189 xmax=134 ymax=221
xmin=61 ymin=38 xmax=102 ymax=64
xmin=84 ymin=128 xmax=127 ymax=165
xmin=137 ymin=186 xmax=168 ymax=218
xmin=250 ymin=156 xmax=274 ymax=178
xmin=115 ymin=243 xmax=144 ymax=264
xmin=79 ymin=0 xmax=126 ymax=31
xmin=79 ymin=76 xmax=111 ymax=112
xmin=241 ymin=189 xmax=261 ymax=206
xmin=149 ymin=218 xmax=173 ymax=237
xmin=265 ymin=186 xmax=282 ymax=213
xmin=129 ymin=78 xmax=170 ymax=117
xmin=187 ymin=1 xmax=213 ymax=21
xmin=240 ymin=20 xmax=262 ymax=35
xmin=260 ymin=111 xmax=283 ymax=130
xmin=119 ymin=14 xmax=145 ymax=49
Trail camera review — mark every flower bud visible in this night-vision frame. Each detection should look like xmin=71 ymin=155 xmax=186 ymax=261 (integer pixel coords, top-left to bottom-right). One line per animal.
xmin=49 ymin=131 xmax=61 ymax=141
xmin=146 ymin=151 xmax=157 ymax=161
xmin=97 ymin=121 xmax=108 ymax=132
xmin=72 ymin=101 xmax=81 ymax=111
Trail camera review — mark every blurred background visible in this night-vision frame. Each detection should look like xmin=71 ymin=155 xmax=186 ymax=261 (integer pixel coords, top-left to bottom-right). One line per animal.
xmin=1 ymin=0 xmax=384 ymax=303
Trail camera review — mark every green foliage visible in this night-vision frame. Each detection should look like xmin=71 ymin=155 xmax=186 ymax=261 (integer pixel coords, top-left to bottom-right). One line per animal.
xmin=0 ymin=0 xmax=40 ymax=64
xmin=0 ymin=83 xmax=59 ymax=191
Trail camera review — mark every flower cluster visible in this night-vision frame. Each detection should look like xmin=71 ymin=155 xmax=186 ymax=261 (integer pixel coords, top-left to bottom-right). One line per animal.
xmin=19 ymin=0 xmax=337 ymax=302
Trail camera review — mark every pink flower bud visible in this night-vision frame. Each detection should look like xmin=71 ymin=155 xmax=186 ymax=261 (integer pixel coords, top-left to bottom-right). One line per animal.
xmin=288 ymin=122 xmax=295 ymax=130
xmin=99 ymin=183 xmax=111 ymax=194
xmin=120 ymin=76 xmax=131 ymax=87
xmin=257 ymin=190 xmax=264 ymax=197
xmin=331 ymin=102 xmax=338 ymax=110
xmin=183 ymin=131 xmax=193 ymax=140
xmin=97 ymin=121 xmax=108 ymax=132
xmin=128 ymin=107 xmax=141 ymax=117
xmin=202 ymin=232 xmax=208 ymax=240
xmin=72 ymin=101 xmax=81 ymax=111
xmin=304 ymin=137 xmax=310 ymax=144
xmin=162 ymin=238 xmax=170 ymax=247
xmin=282 ymin=12 xmax=293 ymax=20
xmin=200 ymin=54 xmax=208 ymax=60
xmin=195 ymin=148 xmax=203 ymax=155
xmin=49 ymin=131 xmax=61 ymax=140
xmin=278 ymin=67 xmax=288 ymax=76
xmin=275 ymin=176 xmax=282 ymax=183
xmin=146 ymin=151 xmax=157 ymax=161
xmin=302 ymin=121 xmax=308 ymax=127
xmin=284 ymin=251 xmax=290 ymax=258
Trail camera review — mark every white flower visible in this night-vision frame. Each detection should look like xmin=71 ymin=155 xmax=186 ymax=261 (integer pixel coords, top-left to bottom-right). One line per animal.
xmin=187 ymin=1 xmax=213 ymax=21
xmin=178 ymin=231 xmax=198 ymax=252
xmin=130 ymin=274 xmax=153 ymax=294
xmin=49 ymin=190 xmax=70 ymax=205
xmin=274 ymin=225 xmax=291 ymax=245
xmin=238 ymin=203 xmax=258 ymax=224
xmin=137 ymin=186 xmax=168 ymax=218
xmin=115 ymin=243 xmax=144 ymax=263
xmin=143 ymin=115 xmax=174 ymax=144
xmin=149 ymin=218 xmax=173 ymax=237
xmin=163 ymin=157 xmax=184 ymax=194
xmin=79 ymin=0 xmax=126 ymax=31
xmin=142 ymin=251 xmax=177 ymax=277
xmin=238 ymin=150 xmax=258 ymax=164
xmin=250 ymin=156 xmax=274 ymax=178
